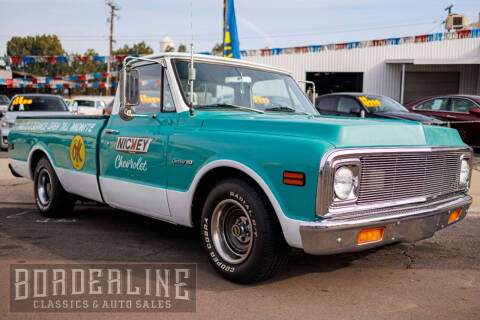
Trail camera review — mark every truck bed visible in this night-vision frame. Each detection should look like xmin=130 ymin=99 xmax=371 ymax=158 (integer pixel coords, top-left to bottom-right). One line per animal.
xmin=8 ymin=116 xmax=109 ymax=202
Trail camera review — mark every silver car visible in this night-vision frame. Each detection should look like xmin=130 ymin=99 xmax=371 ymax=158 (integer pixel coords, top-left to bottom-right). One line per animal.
xmin=1 ymin=94 xmax=70 ymax=150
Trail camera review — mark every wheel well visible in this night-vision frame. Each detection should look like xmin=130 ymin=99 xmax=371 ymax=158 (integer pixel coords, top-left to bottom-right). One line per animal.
xmin=191 ymin=166 xmax=275 ymax=228
xmin=29 ymin=150 xmax=48 ymax=178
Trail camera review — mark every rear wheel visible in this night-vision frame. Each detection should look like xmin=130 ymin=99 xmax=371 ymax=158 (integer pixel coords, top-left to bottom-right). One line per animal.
xmin=33 ymin=157 xmax=76 ymax=217
xmin=201 ymin=178 xmax=289 ymax=284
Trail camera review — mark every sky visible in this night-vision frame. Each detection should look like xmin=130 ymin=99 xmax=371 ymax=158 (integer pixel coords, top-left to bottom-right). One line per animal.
xmin=0 ymin=0 xmax=479 ymax=56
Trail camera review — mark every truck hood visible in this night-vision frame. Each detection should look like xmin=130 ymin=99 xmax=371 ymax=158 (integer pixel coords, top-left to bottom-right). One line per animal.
xmin=3 ymin=111 xmax=71 ymax=124
xmin=199 ymin=112 xmax=464 ymax=148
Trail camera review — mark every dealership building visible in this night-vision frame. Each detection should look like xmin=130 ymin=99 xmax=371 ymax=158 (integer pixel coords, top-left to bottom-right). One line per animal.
xmin=243 ymin=30 xmax=480 ymax=104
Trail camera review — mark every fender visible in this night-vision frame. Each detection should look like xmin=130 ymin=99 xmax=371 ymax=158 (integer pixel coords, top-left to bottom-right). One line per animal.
xmin=166 ymin=159 xmax=304 ymax=248
xmin=26 ymin=144 xmax=103 ymax=202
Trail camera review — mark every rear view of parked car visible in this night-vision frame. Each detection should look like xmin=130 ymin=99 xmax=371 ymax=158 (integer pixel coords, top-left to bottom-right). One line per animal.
xmin=406 ymin=95 xmax=480 ymax=149
xmin=70 ymin=99 xmax=106 ymax=115
xmin=316 ymin=93 xmax=441 ymax=124
xmin=0 ymin=94 xmax=70 ymax=149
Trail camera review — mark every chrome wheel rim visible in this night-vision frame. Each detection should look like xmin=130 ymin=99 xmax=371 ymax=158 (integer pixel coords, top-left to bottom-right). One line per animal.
xmin=37 ymin=169 xmax=52 ymax=206
xmin=211 ymin=199 xmax=253 ymax=264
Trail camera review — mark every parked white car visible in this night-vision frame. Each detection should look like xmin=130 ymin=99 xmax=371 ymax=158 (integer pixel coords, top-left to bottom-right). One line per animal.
xmin=0 ymin=94 xmax=70 ymax=150
xmin=70 ymin=98 xmax=106 ymax=115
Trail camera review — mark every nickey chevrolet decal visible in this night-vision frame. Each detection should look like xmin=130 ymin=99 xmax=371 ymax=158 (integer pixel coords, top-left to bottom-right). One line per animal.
xmin=115 ymin=137 xmax=154 ymax=154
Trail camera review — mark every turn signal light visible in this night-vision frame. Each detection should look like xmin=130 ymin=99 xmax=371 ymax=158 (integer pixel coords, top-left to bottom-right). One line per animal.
xmin=448 ymin=208 xmax=462 ymax=224
xmin=357 ymin=227 xmax=385 ymax=244
xmin=283 ymin=171 xmax=305 ymax=186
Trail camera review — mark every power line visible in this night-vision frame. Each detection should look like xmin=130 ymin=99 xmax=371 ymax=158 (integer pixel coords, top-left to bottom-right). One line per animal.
xmin=0 ymin=18 xmax=442 ymax=42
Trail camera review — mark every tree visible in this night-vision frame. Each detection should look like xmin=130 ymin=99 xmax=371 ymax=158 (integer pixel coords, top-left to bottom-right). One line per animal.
xmin=113 ymin=41 xmax=154 ymax=55
xmin=6 ymin=34 xmax=68 ymax=76
xmin=178 ymin=44 xmax=187 ymax=52
xmin=164 ymin=45 xmax=174 ymax=53
xmin=7 ymin=34 xmax=64 ymax=56
xmin=69 ymin=49 xmax=107 ymax=75
xmin=211 ymin=43 xmax=223 ymax=56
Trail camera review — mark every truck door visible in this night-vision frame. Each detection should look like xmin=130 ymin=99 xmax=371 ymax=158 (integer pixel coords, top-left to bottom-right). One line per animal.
xmin=99 ymin=63 xmax=177 ymax=219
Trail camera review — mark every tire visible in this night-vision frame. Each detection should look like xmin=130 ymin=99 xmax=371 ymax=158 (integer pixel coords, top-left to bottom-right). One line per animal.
xmin=33 ymin=157 xmax=76 ymax=218
xmin=201 ymin=178 xmax=289 ymax=284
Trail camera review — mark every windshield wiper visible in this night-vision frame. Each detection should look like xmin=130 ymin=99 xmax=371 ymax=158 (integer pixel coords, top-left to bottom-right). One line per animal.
xmin=196 ymin=103 xmax=264 ymax=114
xmin=264 ymin=106 xmax=310 ymax=115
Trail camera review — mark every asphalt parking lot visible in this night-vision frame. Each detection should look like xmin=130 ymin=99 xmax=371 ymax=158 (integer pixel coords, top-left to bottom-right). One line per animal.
xmin=0 ymin=150 xmax=479 ymax=320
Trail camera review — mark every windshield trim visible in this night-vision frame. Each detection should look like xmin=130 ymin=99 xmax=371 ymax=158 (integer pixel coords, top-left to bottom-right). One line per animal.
xmin=171 ymin=58 xmax=316 ymax=115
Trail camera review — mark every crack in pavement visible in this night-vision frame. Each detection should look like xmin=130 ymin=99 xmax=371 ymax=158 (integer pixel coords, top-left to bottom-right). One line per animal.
xmin=402 ymin=244 xmax=416 ymax=269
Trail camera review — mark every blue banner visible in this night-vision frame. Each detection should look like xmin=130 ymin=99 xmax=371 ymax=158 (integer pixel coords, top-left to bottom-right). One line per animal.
xmin=223 ymin=0 xmax=240 ymax=59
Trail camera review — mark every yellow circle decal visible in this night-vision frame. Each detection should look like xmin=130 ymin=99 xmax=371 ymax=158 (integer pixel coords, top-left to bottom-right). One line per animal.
xmin=70 ymin=135 xmax=85 ymax=170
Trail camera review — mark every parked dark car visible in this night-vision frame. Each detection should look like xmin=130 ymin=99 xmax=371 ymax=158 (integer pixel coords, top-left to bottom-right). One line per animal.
xmin=315 ymin=93 xmax=441 ymax=124
xmin=405 ymin=95 xmax=480 ymax=149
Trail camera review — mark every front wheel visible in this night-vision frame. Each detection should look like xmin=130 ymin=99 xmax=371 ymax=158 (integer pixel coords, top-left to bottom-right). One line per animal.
xmin=201 ymin=178 xmax=289 ymax=284
xmin=34 ymin=157 xmax=76 ymax=218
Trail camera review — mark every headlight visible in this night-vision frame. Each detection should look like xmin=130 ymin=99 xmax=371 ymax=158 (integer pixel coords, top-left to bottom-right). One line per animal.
xmin=1 ymin=121 xmax=13 ymax=128
xmin=459 ymin=159 xmax=470 ymax=188
xmin=334 ymin=166 xmax=359 ymax=200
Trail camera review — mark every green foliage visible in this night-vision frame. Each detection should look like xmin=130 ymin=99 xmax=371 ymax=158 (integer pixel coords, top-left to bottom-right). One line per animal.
xmin=178 ymin=44 xmax=187 ymax=52
xmin=164 ymin=45 xmax=174 ymax=53
xmin=113 ymin=41 xmax=154 ymax=55
xmin=69 ymin=49 xmax=107 ymax=75
xmin=212 ymin=43 xmax=223 ymax=55
xmin=7 ymin=34 xmax=64 ymax=56
xmin=7 ymin=34 xmax=68 ymax=76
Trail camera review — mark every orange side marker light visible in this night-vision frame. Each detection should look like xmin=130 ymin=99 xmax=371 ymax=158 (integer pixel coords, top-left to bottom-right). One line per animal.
xmin=448 ymin=208 xmax=462 ymax=224
xmin=357 ymin=227 xmax=385 ymax=244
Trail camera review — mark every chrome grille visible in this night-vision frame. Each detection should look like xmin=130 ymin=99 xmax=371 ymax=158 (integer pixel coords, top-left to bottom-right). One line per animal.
xmin=357 ymin=151 xmax=462 ymax=205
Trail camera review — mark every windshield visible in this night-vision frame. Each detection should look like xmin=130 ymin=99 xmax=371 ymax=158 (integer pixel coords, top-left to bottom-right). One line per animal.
xmin=72 ymin=100 xmax=95 ymax=107
xmin=0 ymin=95 xmax=9 ymax=104
xmin=357 ymin=95 xmax=408 ymax=113
xmin=174 ymin=60 xmax=317 ymax=114
xmin=8 ymin=96 xmax=68 ymax=112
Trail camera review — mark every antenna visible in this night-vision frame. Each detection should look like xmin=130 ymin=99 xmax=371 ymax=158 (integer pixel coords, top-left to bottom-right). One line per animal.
xmin=445 ymin=4 xmax=453 ymax=15
xmin=188 ymin=0 xmax=195 ymax=116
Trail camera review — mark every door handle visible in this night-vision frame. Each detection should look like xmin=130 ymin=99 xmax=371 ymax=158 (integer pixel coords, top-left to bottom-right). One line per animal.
xmin=446 ymin=115 xmax=456 ymax=119
xmin=104 ymin=129 xmax=119 ymax=134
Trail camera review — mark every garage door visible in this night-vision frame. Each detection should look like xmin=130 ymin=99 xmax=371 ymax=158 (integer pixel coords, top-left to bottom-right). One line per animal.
xmin=404 ymin=72 xmax=459 ymax=104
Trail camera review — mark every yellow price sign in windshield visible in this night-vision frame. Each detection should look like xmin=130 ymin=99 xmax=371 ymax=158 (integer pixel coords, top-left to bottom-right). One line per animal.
xmin=253 ymin=96 xmax=270 ymax=104
xmin=140 ymin=94 xmax=161 ymax=104
xmin=11 ymin=96 xmax=33 ymax=105
xmin=359 ymin=96 xmax=381 ymax=107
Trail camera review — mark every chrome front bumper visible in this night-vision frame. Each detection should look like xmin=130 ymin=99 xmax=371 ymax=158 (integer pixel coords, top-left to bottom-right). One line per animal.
xmin=300 ymin=195 xmax=472 ymax=255
xmin=0 ymin=128 xmax=9 ymax=149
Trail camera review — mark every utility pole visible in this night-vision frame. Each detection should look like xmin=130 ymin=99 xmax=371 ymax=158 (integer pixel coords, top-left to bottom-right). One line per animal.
xmin=106 ymin=1 xmax=119 ymax=95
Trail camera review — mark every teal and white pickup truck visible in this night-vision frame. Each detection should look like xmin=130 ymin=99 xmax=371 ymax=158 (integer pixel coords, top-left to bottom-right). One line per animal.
xmin=7 ymin=53 xmax=473 ymax=283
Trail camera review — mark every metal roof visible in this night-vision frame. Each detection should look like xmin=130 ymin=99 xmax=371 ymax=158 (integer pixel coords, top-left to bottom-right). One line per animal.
xmin=386 ymin=58 xmax=480 ymax=65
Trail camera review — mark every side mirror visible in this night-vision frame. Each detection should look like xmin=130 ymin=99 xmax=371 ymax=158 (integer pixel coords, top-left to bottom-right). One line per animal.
xmin=119 ymin=68 xmax=140 ymax=121
xmin=125 ymin=69 xmax=140 ymax=106
xmin=468 ymin=107 xmax=480 ymax=116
